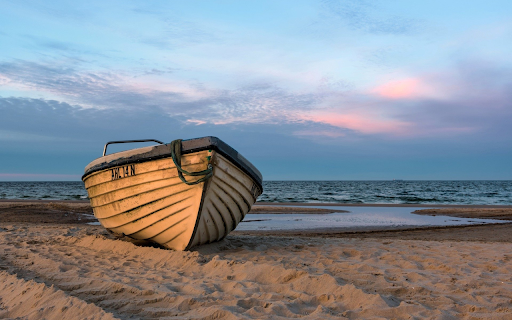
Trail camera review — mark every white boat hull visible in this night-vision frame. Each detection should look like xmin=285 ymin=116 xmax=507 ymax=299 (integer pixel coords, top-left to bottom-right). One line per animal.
xmin=82 ymin=138 xmax=262 ymax=250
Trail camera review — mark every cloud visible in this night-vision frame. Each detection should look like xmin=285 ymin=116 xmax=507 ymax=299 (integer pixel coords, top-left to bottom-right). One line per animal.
xmin=382 ymin=63 xmax=512 ymax=138
xmin=0 ymin=60 xmax=191 ymax=111
xmin=0 ymin=91 xmax=510 ymax=180
xmin=0 ymin=96 xmax=337 ymax=170
xmin=0 ymin=97 xmax=102 ymax=149
xmin=303 ymin=111 xmax=412 ymax=135
xmin=204 ymin=84 xmax=321 ymax=125
xmin=372 ymin=78 xmax=421 ymax=99
xmin=2 ymin=59 xmax=512 ymax=142
xmin=186 ymin=119 xmax=207 ymax=125
xmin=0 ymin=60 xmax=322 ymax=127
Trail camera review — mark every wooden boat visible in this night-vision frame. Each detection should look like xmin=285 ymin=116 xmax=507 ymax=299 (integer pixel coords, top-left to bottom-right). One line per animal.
xmin=82 ymin=137 xmax=263 ymax=250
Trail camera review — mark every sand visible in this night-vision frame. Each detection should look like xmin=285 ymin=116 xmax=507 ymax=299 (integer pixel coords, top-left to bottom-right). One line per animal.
xmin=413 ymin=207 xmax=512 ymax=220
xmin=1 ymin=201 xmax=512 ymax=319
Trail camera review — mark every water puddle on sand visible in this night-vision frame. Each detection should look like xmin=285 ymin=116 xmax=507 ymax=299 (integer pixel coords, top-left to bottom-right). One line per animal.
xmin=237 ymin=206 xmax=509 ymax=231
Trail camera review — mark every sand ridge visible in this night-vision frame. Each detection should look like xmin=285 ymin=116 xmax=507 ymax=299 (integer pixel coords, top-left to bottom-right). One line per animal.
xmin=0 ymin=201 xmax=95 ymax=224
xmin=0 ymin=270 xmax=119 ymax=320
xmin=413 ymin=207 xmax=512 ymax=220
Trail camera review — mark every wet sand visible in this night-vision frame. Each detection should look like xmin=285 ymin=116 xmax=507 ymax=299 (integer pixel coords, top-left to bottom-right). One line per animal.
xmin=1 ymin=201 xmax=512 ymax=319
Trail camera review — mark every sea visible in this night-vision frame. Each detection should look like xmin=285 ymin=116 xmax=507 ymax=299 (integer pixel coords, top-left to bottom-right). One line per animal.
xmin=0 ymin=180 xmax=511 ymax=205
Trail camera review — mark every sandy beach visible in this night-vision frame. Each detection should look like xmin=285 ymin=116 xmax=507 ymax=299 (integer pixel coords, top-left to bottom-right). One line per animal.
xmin=1 ymin=201 xmax=512 ymax=319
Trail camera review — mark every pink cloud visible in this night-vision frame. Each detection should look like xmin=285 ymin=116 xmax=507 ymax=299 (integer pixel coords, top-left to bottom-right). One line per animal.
xmin=186 ymin=119 xmax=207 ymax=125
xmin=303 ymin=112 xmax=412 ymax=135
xmin=373 ymin=78 xmax=420 ymax=99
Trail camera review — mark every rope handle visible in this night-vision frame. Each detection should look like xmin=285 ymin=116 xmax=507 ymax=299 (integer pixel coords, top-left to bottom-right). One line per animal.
xmin=170 ymin=139 xmax=213 ymax=185
xmin=103 ymin=139 xmax=164 ymax=156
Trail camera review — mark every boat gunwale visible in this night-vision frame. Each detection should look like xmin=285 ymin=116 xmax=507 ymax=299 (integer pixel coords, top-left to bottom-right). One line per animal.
xmin=82 ymin=136 xmax=262 ymax=190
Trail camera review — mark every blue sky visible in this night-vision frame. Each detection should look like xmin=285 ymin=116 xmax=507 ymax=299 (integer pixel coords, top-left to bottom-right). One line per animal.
xmin=1 ymin=0 xmax=511 ymax=180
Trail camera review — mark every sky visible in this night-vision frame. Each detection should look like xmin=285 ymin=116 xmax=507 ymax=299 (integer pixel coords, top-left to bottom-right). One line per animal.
xmin=1 ymin=0 xmax=512 ymax=181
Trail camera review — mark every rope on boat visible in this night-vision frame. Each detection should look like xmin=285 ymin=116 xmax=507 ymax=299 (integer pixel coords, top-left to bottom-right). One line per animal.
xmin=170 ymin=139 xmax=213 ymax=185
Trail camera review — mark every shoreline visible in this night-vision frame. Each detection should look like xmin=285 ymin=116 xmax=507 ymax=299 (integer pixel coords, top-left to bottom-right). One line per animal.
xmin=255 ymin=202 xmax=512 ymax=208
xmin=233 ymin=222 xmax=512 ymax=242
xmin=2 ymin=198 xmax=511 ymax=208
xmin=2 ymin=199 xmax=512 ymax=242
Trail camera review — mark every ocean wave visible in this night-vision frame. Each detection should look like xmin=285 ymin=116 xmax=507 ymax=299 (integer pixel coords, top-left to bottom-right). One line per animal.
xmin=0 ymin=180 xmax=511 ymax=205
